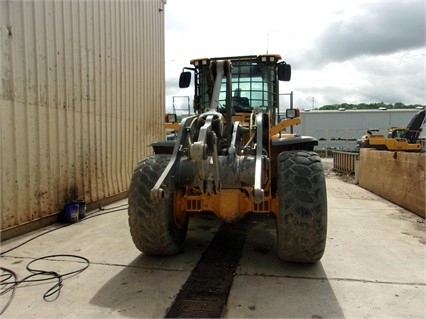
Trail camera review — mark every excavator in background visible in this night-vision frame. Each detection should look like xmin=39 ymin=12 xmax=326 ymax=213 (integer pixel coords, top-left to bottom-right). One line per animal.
xmin=358 ymin=109 xmax=425 ymax=152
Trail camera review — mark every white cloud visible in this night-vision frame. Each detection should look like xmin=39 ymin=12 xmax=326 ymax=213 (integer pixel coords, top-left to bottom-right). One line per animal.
xmin=300 ymin=1 xmax=425 ymax=66
xmin=164 ymin=0 xmax=425 ymax=111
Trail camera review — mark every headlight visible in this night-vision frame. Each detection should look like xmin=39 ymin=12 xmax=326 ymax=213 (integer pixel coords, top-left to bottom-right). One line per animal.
xmin=286 ymin=108 xmax=300 ymax=119
xmin=165 ymin=113 xmax=178 ymax=123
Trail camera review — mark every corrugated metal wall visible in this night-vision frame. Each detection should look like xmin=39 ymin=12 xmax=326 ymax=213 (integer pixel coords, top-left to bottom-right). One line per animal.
xmin=1 ymin=0 xmax=166 ymax=232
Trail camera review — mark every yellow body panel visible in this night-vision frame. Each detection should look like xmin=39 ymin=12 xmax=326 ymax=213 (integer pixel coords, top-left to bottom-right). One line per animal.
xmin=165 ymin=122 xmax=180 ymax=131
xmin=270 ymin=118 xmax=301 ymax=137
xmin=368 ymin=135 xmax=422 ymax=151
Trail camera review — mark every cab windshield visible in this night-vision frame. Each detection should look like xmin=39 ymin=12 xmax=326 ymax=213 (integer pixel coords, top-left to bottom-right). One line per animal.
xmin=195 ymin=58 xmax=279 ymax=114
xmin=219 ymin=62 xmax=277 ymax=113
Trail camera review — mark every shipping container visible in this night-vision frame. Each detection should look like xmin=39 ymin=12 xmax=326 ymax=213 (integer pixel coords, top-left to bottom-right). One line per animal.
xmin=1 ymin=0 xmax=166 ymax=238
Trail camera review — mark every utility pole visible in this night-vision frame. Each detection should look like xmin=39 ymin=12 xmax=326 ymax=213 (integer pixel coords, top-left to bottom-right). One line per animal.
xmin=312 ymin=97 xmax=315 ymax=110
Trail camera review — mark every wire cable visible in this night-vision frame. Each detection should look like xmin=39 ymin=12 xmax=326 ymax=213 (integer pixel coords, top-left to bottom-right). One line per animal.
xmin=83 ymin=205 xmax=129 ymax=221
xmin=0 ymin=202 xmax=127 ymax=315
xmin=1 ymin=254 xmax=90 ymax=315
xmin=0 ymin=224 xmax=70 ymax=256
xmin=0 ymin=267 xmax=17 ymax=316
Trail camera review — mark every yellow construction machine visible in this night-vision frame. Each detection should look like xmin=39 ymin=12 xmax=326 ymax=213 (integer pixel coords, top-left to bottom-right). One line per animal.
xmin=128 ymin=54 xmax=327 ymax=263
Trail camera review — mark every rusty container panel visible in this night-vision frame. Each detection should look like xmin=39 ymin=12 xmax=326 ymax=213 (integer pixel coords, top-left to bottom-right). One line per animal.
xmin=1 ymin=0 xmax=165 ymax=232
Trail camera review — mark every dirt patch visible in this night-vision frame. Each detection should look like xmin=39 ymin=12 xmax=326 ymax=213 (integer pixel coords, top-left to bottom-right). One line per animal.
xmin=329 ymin=170 xmax=357 ymax=184
xmin=165 ymin=217 xmax=250 ymax=318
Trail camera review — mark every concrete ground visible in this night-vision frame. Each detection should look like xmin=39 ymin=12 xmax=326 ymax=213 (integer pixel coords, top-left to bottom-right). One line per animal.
xmin=1 ymin=160 xmax=425 ymax=318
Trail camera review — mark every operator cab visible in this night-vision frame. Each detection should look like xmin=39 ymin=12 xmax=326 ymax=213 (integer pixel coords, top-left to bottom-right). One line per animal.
xmin=178 ymin=54 xmax=291 ymax=125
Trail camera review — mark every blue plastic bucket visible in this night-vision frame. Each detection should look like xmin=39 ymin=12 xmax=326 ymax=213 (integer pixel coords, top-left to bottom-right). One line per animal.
xmin=62 ymin=202 xmax=79 ymax=223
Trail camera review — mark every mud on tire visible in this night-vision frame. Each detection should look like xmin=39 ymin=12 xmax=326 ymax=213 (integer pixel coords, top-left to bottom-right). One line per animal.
xmin=128 ymin=154 xmax=188 ymax=255
xmin=276 ymin=151 xmax=327 ymax=262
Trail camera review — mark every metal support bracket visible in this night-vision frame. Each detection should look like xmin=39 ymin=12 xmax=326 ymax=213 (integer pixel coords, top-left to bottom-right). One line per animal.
xmin=253 ymin=112 xmax=265 ymax=203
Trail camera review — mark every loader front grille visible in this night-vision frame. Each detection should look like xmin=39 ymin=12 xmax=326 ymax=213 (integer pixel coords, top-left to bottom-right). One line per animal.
xmin=254 ymin=201 xmax=270 ymax=213
xmin=186 ymin=199 xmax=202 ymax=211
xmin=183 ymin=196 xmax=273 ymax=215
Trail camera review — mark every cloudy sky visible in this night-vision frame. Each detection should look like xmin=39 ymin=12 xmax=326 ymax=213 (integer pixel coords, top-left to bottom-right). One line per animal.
xmin=164 ymin=0 xmax=425 ymax=112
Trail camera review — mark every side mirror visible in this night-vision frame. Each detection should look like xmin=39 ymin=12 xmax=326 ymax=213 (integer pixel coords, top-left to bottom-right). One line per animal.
xmin=278 ymin=64 xmax=291 ymax=81
xmin=179 ymin=71 xmax=192 ymax=88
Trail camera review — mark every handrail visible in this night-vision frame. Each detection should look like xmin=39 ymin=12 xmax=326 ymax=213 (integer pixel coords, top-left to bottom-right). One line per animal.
xmin=333 ymin=151 xmax=359 ymax=174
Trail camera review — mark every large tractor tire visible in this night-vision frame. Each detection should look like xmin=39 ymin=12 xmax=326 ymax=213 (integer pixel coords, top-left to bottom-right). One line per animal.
xmin=276 ymin=151 xmax=327 ymax=263
xmin=128 ymin=154 xmax=188 ymax=255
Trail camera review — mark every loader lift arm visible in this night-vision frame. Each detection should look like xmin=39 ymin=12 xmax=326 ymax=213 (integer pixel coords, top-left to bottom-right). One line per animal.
xmin=151 ymin=59 xmax=269 ymax=203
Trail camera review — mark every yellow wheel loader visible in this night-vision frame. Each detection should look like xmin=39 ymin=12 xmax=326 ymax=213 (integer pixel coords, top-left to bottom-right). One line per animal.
xmin=128 ymin=55 xmax=327 ymax=263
